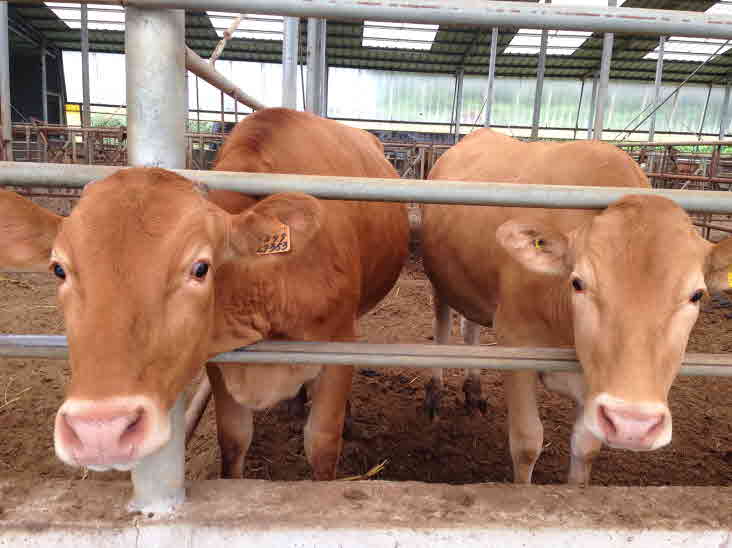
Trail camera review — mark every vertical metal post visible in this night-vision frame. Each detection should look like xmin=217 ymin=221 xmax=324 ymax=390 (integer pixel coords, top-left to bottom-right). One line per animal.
xmin=719 ymin=84 xmax=730 ymax=140
xmin=454 ymin=67 xmax=464 ymax=143
xmin=282 ymin=17 xmax=299 ymax=109
xmin=81 ymin=5 xmax=91 ymax=129
xmin=81 ymin=4 xmax=91 ymax=163
xmin=586 ymin=72 xmax=598 ymax=139
xmin=573 ymin=78 xmax=585 ymax=139
xmin=484 ymin=26 xmax=498 ymax=128
xmin=698 ymin=84 xmax=713 ymax=138
xmin=234 ymin=95 xmax=239 ymax=123
xmin=531 ymin=27 xmax=548 ymax=139
xmin=41 ymin=39 xmax=48 ymax=123
xmin=125 ymin=7 xmax=186 ymax=511
xmin=126 ymin=7 xmax=186 ymax=169
xmin=220 ymin=89 xmax=225 ymax=131
xmin=195 ymin=75 xmax=200 ymax=132
xmin=306 ymin=18 xmax=325 ymax=115
xmin=0 ymin=2 xmax=11 ymax=161
xmin=648 ymin=35 xmax=665 ymax=142
xmin=592 ymin=0 xmax=616 ymax=141
xmin=130 ymin=395 xmax=186 ymax=513
xmin=319 ymin=19 xmax=327 ymax=116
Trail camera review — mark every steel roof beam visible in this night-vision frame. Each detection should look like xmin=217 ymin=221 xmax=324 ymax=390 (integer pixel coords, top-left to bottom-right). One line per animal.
xmin=12 ymin=0 xmax=732 ymax=40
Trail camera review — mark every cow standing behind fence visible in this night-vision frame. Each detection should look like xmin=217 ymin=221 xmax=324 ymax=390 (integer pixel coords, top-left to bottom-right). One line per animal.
xmin=0 ymin=108 xmax=410 ymax=481
xmin=422 ymin=129 xmax=732 ymax=484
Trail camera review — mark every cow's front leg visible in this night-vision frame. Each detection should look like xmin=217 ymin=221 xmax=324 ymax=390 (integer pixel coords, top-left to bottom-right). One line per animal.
xmin=303 ymin=363 xmax=353 ymax=480
xmin=504 ymin=370 xmax=543 ymax=484
xmin=207 ymin=364 xmax=254 ymax=479
xmin=539 ymin=371 xmax=600 ymax=484
xmin=425 ymin=290 xmax=451 ymax=421
xmin=461 ymin=317 xmax=488 ymax=415
xmin=568 ymin=410 xmax=603 ymax=485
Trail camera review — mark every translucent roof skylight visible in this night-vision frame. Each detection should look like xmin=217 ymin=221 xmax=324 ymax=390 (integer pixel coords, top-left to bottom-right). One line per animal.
xmin=362 ymin=21 xmax=439 ymax=51
xmin=644 ymin=2 xmax=732 ymax=61
xmin=207 ymin=12 xmax=283 ymax=41
xmin=504 ymin=0 xmax=626 ymax=56
xmin=45 ymin=2 xmax=124 ymax=31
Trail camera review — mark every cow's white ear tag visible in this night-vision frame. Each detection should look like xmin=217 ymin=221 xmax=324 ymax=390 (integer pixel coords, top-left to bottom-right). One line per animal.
xmin=256 ymin=223 xmax=291 ymax=255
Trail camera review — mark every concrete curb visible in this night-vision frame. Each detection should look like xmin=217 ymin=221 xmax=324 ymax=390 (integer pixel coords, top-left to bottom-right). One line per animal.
xmin=1 ymin=479 xmax=730 ymax=547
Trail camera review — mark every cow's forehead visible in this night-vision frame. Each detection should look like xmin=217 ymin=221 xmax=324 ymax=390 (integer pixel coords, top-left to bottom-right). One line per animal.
xmin=58 ymin=169 xmax=217 ymax=260
xmin=577 ymin=195 xmax=707 ymax=279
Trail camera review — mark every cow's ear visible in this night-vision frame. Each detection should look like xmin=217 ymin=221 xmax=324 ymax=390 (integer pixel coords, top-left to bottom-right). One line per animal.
xmin=228 ymin=193 xmax=324 ymax=259
xmin=0 ymin=189 xmax=62 ymax=272
xmin=705 ymin=237 xmax=732 ymax=293
xmin=496 ymin=219 xmax=572 ymax=275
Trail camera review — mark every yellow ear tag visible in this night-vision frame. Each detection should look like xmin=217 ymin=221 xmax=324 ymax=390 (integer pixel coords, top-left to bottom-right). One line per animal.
xmin=256 ymin=223 xmax=291 ymax=255
xmin=727 ymin=268 xmax=732 ymax=289
xmin=534 ymin=238 xmax=545 ymax=250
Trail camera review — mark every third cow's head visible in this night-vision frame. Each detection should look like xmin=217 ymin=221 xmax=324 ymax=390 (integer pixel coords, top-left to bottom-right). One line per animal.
xmin=497 ymin=195 xmax=732 ymax=452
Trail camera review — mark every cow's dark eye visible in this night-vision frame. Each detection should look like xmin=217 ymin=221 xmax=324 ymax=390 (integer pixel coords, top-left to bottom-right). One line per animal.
xmin=51 ymin=263 xmax=66 ymax=280
xmin=690 ymin=289 xmax=705 ymax=304
xmin=191 ymin=261 xmax=209 ymax=280
xmin=571 ymin=277 xmax=584 ymax=292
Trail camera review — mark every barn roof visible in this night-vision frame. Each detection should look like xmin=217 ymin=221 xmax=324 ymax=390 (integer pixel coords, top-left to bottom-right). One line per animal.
xmin=8 ymin=1 xmax=732 ymax=84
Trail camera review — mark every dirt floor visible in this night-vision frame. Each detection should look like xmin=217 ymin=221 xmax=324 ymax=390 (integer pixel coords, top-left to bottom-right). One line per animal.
xmin=0 ymin=249 xmax=730 ymax=488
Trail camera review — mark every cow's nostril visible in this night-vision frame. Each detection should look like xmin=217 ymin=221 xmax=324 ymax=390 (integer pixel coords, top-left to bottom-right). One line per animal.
xmin=598 ymin=405 xmax=617 ymax=437
xmin=59 ymin=412 xmax=82 ymax=447
xmin=125 ymin=415 xmax=141 ymax=434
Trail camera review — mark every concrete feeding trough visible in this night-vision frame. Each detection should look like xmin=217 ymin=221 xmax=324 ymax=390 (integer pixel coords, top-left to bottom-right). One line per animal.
xmin=1 ymin=479 xmax=730 ymax=547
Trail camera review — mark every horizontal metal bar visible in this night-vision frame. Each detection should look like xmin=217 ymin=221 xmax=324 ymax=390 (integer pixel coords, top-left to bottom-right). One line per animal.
xmin=0 ymin=335 xmax=730 ymax=376
xmin=11 ymin=0 xmax=732 ymax=40
xmin=3 ymin=161 xmax=732 ymax=213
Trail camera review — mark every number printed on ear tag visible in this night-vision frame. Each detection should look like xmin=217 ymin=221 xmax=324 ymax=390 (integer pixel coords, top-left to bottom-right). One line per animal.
xmin=256 ymin=223 xmax=291 ymax=255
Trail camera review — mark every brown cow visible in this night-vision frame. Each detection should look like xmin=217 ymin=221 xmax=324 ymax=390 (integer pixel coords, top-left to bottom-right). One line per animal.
xmin=422 ymin=129 xmax=732 ymax=484
xmin=1 ymin=108 xmax=409 ymax=479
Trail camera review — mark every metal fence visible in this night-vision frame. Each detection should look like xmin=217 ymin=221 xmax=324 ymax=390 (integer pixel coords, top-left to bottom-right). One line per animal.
xmin=4 ymin=0 xmax=732 ymax=510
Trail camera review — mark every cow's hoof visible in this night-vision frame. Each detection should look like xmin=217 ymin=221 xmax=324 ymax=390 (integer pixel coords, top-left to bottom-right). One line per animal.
xmin=463 ymin=376 xmax=488 ymax=416
xmin=424 ymin=378 xmax=442 ymax=421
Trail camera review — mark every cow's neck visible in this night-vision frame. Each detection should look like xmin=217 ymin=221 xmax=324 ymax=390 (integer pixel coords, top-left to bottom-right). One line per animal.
xmin=500 ymin=271 xmax=575 ymax=348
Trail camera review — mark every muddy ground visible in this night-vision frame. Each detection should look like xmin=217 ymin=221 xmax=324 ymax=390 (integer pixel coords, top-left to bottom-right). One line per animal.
xmin=0 ymin=251 xmax=730 ymax=488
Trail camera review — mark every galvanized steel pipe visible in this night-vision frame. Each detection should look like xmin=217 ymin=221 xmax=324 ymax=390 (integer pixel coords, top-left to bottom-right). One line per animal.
xmin=0 ymin=3 xmax=10 ymax=160
xmin=4 ymin=161 xmax=732 ymax=213
xmin=13 ymin=1 xmax=732 ymax=40
xmin=1 ymin=335 xmax=731 ymax=376
xmin=282 ymin=17 xmax=299 ymax=109
xmin=124 ymin=6 xmax=187 ymax=512
xmin=306 ymin=18 xmax=326 ymax=116
xmin=484 ymin=27 xmax=498 ymax=128
xmin=185 ymin=47 xmax=266 ymax=111
xmin=40 ymin=39 xmax=48 ymax=123
xmin=593 ymin=0 xmax=615 ymax=141
xmin=454 ymin=67 xmax=464 ymax=143
xmin=648 ymin=36 xmax=665 ymax=142
xmin=587 ymin=72 xmax=598 ymax=140
xmin=80 ymin=5 xmax=91 ymax=132
xmin=126 ymin=8 xmax=187 ymax=168
xmin=720 ymin=85 xmax=731 ymax=140
xmin=531 ymin=28 xmax=548 ymax=139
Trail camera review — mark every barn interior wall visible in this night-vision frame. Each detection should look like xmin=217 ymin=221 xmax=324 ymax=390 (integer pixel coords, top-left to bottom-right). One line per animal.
xmin=10 ymin=47 xmax=63 ymax=124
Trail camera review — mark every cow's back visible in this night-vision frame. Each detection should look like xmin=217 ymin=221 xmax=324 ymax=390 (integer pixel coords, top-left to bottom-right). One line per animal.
xmin=422 ymin=129 xmax=648 ymax=324
xmin=210 ymin=108 xmax=408 ymax=316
